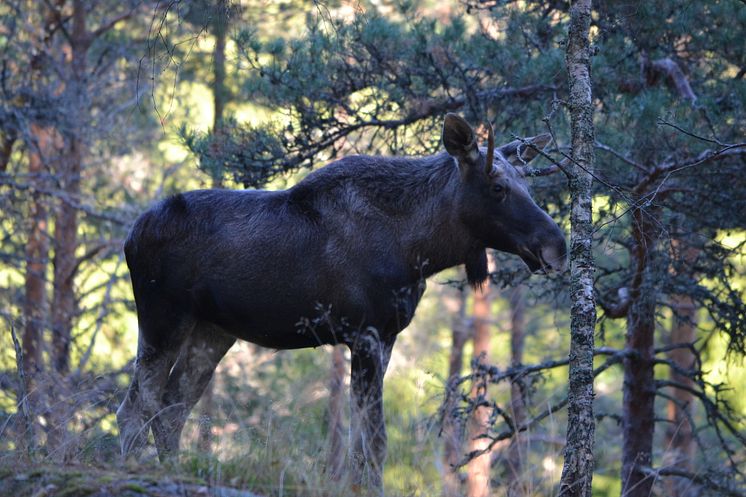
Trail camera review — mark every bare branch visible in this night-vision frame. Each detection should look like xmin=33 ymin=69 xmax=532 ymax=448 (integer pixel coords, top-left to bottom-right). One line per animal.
xmin=90 ymin=5 xmax=143 ymax=40
xmin=0 ymin=174 xmax=131 ymax=226
xmin=453 ymin=351 xmax=627 ymax=468
xmin=639 ymin=466 xmax=744 ymax=497
xmin=633 ymin=139 xmax=746 ymax=195
xmin=595 ymin=141 xmax=648 ymax=173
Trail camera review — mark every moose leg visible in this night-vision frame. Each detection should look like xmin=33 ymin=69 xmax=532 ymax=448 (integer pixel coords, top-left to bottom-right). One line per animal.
xmin=349 ymin=330 xmax=395 ymax=494
xmin=151 ymin=323 xmax=235 ymax=459
xmin=116 ymin=372 xmax=148 ymax=458
xmin=117 ymin=326 xmax=185 ymax=459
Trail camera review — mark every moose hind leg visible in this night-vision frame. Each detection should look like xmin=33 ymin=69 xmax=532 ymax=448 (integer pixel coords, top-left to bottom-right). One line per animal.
xmin=116 ymin=375 xmax=148 ymax=458
xmin=349 ymin=329 xmax=391 ymax=494
xmin=151 ymin=323 xmax=235 ymax=459
xmin=117 ymin=329 xmax=183 ymax=459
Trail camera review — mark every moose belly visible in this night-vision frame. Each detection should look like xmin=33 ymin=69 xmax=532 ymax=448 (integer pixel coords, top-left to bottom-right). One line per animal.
xmin=188 ymin=278 xmax=385 ymax=349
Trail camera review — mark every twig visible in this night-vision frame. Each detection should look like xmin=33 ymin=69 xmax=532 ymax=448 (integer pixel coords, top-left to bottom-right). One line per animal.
xmin=639 ymin=466 xmax=744 ymax=497
xmin=4 ymin=314 xmax=35 ymax=456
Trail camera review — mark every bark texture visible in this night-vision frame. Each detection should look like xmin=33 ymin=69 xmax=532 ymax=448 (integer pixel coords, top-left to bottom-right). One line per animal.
xmin=50 ymin=0 xmax=88 ymax=377
xmin=559 ymin=0 xmax=597 ymax=496
xmin=620 ymin=208 xmax=659 ymax=497
xmin=23 ymin=125 xmax=53 ymax=380
xmin=21 ymin=124 xmax=53 ymax=451
xmin=466 ymin=284 xmax=493 ymax=497
xmin=46 ymin=0 xmax=91 ymax=459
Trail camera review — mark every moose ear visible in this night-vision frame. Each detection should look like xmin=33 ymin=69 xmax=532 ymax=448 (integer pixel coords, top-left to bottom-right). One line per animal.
xmin=442 ymin=114 xmax=479 ymax=163
xmin=499 ymin=133 xmax=552 ymax=166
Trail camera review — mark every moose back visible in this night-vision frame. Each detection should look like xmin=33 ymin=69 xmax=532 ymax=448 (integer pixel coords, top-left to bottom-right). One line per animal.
xmin=116 ymin=114 xmax=566 ymax=492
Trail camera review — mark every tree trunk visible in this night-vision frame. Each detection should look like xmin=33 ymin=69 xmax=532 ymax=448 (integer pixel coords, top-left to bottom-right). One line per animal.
xmin=620 ymin=208 xmax=659 ymax=497
xmin=506 ymin=287 xmax=527 ymax=497
xmin=21 ymin=124 xmax=53 ymax=452
xmin=664 ymin=243 xmax=699 ymax=497
xmin=442 ymin=284 xmax=468 ymax=497
xmin=213 ymin=0 xmax=228 ymax=132
xmin=326 ymin=345 xmax=347 ymax=480
xmin=198 ymin=3 xmax=231 ymax=450
xmin=559 ymin=1 xmax=597 ymax=496
xmin=47 ymin=0 xmax=89 ymax=458
xmin=466 ymin=283 xmax=493 ymax=497
xmin=50 ymin=0 xmax=88 ymax=377
xmin=23 ymin=125 xmax=52 ymax=378
xmin=50 ymin=147 xmax=80 ymax=376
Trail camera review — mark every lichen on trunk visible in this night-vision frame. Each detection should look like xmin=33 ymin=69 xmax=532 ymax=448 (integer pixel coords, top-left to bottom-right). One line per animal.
xmin=559 ymin=0 xmax=597 ymax=496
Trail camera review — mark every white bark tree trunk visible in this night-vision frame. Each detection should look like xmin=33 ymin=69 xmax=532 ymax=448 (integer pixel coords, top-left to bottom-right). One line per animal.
xmin=559 ymin=0 xmax=597 ymax=495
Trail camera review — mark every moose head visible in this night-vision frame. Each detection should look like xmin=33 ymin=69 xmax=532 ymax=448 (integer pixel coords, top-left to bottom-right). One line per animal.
xmin=442 ymin=113 xmax=567 ymax=274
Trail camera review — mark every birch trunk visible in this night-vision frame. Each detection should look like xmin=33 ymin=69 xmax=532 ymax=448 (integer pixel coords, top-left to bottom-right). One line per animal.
xmin=559 ymin=0 xmax=597 ymax=495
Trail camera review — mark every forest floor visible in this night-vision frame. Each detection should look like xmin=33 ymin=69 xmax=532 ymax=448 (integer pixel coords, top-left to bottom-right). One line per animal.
xmin=0 ymin=461 xmax=264 ymax=497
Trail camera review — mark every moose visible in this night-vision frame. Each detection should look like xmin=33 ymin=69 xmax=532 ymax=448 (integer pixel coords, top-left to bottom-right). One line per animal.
xmin=116 ymin=113 xmax=566 ymax=492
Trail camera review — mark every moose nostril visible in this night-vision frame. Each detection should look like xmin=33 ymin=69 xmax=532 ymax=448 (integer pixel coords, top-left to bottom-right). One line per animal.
xmin=539 ymin=243 xmax=568 ymax=272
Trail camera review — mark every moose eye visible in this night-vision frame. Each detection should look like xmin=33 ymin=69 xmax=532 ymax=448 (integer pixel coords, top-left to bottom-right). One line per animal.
xmin=493 ymin=184 xmax=504 ymax=194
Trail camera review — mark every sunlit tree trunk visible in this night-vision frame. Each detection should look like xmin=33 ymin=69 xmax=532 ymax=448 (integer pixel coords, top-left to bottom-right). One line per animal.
xmin=506 ymin=287 xmax=527 ymax=497
xmin=559 ymin=0 xmax=597 ymax=495
xmin=466 ymin=283 xmax=493 ymax=497
xmin=442 ymin=284 xmax=468 ymax=497
xmin=664 ymin=242 xmax=699 ymax=497
xmin=21 ymin=124 xmax=53 ymax=452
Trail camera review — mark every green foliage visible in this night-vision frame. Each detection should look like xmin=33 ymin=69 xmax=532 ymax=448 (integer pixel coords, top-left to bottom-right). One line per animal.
xmin=1 ymin=1 xmax=745 ymax=496
xmin=181 ymin=119 xmax=291 ymax=188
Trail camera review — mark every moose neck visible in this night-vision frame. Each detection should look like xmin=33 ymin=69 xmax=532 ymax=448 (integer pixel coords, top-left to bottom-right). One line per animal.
xmin=393 ymin=154 xmax=485 ymax=283
xmin=292 ymin=151 xmax=486 ymax=285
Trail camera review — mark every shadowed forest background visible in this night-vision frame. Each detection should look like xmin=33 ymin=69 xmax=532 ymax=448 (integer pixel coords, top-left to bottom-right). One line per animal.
xmin=0 ymin=1 xmax=745 ymax=496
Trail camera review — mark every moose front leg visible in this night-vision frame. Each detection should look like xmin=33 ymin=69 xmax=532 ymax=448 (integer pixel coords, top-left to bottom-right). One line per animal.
xmin=349 ymin=329 xmax=394 ymax=494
